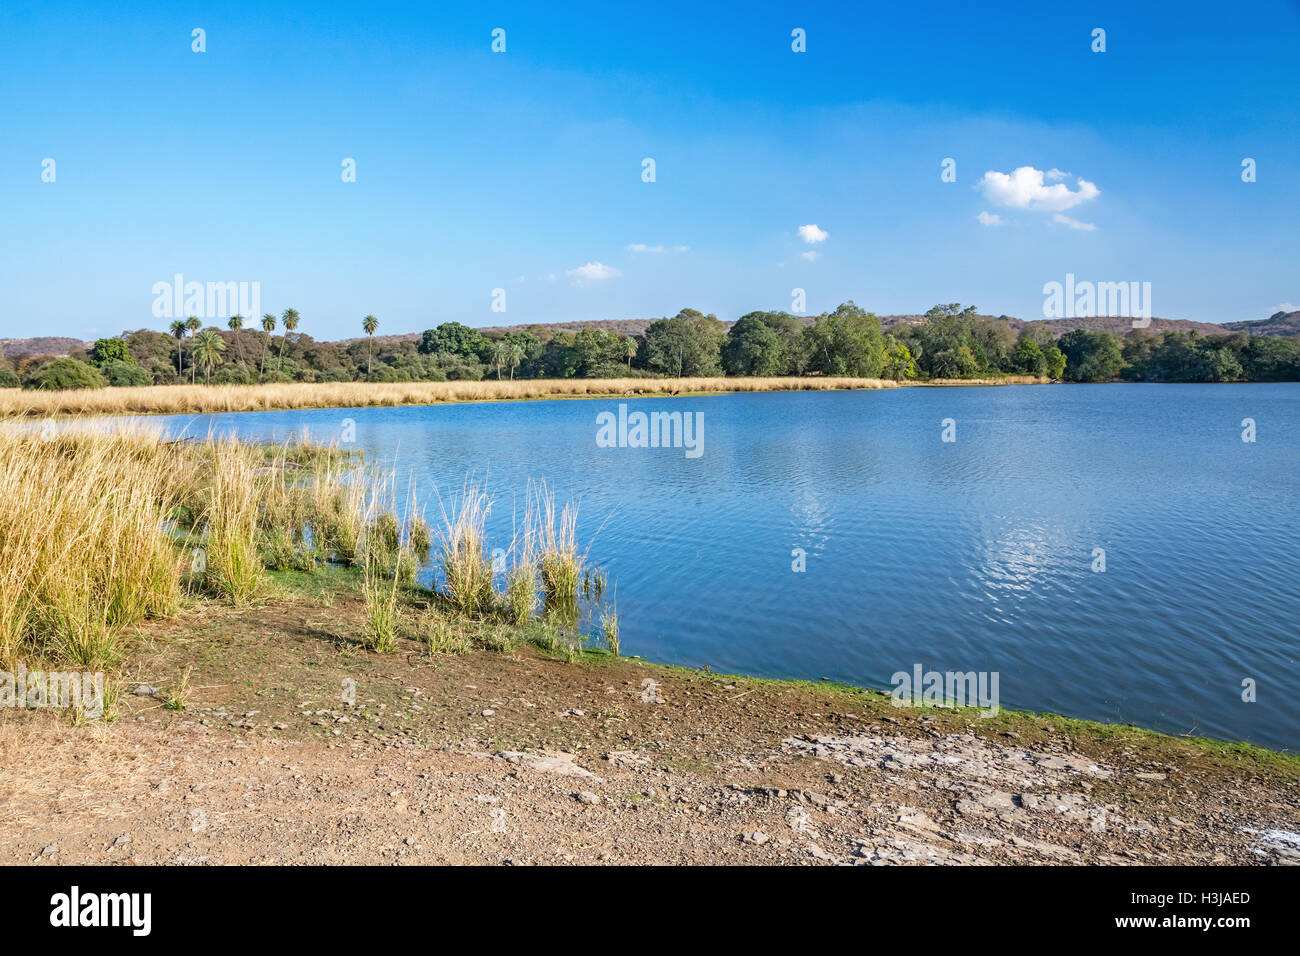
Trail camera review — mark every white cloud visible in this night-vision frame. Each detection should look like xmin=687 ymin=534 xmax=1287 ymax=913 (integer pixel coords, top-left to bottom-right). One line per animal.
xmin=801 ymin=250 xmax=820 ymax=262
xmin=977 ymin=166 xmax=1100 ymax=212
xmin=977 ymin=211 xmax=1003 ymax=227
xmin=565 ymin=261 xmax=621 ymax=286
xmin=1045 ymin=168 xmax=1069 ymax=181
xmin=797 ymin=223 xmax=829 ymax=243
xmin=1273 ymin=302 xmax=1297 ymax=314
xmin=627 ymin=243 xmax=690 ymax=253
xmin=1051 ymin=213 xmax=1097 ymax=232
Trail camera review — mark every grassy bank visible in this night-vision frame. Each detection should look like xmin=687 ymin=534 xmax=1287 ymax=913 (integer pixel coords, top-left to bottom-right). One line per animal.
xmin=0 ymin=376 xmax=907 ymax=419
xmin=0 ymin=424 xmax=606 ymax=690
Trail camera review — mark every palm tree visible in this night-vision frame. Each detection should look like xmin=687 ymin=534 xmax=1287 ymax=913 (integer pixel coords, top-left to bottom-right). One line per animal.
xmin=279 ymin=308 xmax=300 ymax=371
xmin=184 ymin=316 xmax=201 ymax=383
xmin=362 ymin=314 xmax=379 ymax=377
xmin=169 ymin=319 xmax=186 ymax=378
xmin=624 ymin=336 xmax=638 ymax=372
xmin=192 ymin=329 xmax=226 ymax=385
xmin=259 ymin=314 xmax=276 ymax=380
xmin=228 ymin=314 xmax=245 ymax=366
xmin=508 ymin=342 xmax=524 ymax=380
xmin=491 ymin=340 xmax=514 ymax=380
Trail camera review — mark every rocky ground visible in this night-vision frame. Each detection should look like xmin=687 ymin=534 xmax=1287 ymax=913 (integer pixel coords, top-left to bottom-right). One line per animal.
xmin=3 ymin=572 xmax=1298 ymax=866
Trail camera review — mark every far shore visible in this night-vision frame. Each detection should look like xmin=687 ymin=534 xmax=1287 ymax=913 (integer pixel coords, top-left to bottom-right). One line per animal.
xmin=0 ymin=375 xmax=1049 ymax=420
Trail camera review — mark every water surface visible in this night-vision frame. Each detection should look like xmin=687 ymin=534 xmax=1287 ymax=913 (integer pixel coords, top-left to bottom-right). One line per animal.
xmin=157 ymin=383 xmax=1300 ymax=750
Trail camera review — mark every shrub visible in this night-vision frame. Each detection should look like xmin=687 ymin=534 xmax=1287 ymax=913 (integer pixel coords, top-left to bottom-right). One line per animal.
xmin=0 ymin=368 xmax=18 ymax=388
xmin=23 ymin=357 xmax=107 ymax=390
xmin=102 ymin=360 xmax=152 ymax=387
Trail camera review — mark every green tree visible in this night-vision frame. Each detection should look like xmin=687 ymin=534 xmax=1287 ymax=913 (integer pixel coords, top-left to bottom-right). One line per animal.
xmin=279 ymin=308 xmax=300 ymax=370
xmin=418 ymin=322 xmax=488 ymax=360
xmin=643 ymin=310 xmax=724 ymax=377
xmin=88 ymin=337 xmax=133 ymax=367
xmin=1043 ymin=346 xmax=1066 ymax=379
xmin=881 ymin=335 xmax=917 ymax=380
xmin=1058 ymin=330 xmax=1124 ymax=382
xmin=803 ymin=302 xmax=884 ymax=378
xmin=228 ymin=314 xmax=245 ymax=365
xmin=491 ymin=339 xmax=510 ymax=379
xmin=192 ymin=329 xmax=227 ymax=384
xmin=260 ymin=313 xmax=277 ymax=380
xmin=184 ymin=316 xmax=201 ymax=382
xmin=362 ymin=314 xmax=379 ymax=376
xmin=722 ymin=314 xmax=785 ymax=376
xmin=169 ymin=319 xmax=187 ymax=378
xmin=1011 ymin=338 xmax=1046 ymax=376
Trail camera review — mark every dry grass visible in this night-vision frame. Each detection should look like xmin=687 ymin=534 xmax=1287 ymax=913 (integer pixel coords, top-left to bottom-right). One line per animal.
xmin=0 ymin=377 xmax=900 ymax=419
xmin=0 ymin=424 xmax=184 ymax=669
xmin=919 ymin=375 xmax=1049 ymax=386
xmin=434 ymin=483 xmax=495 ymax=618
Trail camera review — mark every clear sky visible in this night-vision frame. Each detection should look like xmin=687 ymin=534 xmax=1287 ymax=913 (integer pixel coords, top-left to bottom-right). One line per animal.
xmin=2 ymin=0 xmax=1297 ymax=340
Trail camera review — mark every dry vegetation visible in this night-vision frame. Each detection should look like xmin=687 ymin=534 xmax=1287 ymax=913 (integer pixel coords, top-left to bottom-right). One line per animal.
xmin=0 ymin=422 xmax=608 ymax=707
xmin=0 ymin=377 xmax=903 ymax=419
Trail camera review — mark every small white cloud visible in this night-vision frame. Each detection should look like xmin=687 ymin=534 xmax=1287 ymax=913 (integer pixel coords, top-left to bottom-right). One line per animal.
xmin=1272 ymin=302 xmax=1297 ymax=314
xmin=977 ymin=166 xmax=1100 ymax=212
xmin=977 ymin=211 xmax=1003 ymax=227
xmin=565 ymin=261 xmax=621 ymax=286
xmin=1052 ymin=213 xmax=1097 ymax=232
xmin=801 ymin=250 xmax=820 ymax=262
xmin=797 ymin=223 xmax=829 ymax=243
xmin=1045 ymin=168 xmax=1069 ymax=181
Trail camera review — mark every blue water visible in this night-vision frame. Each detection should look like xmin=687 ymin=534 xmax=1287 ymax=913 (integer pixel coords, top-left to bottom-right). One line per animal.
xmin=155 ymin=384 xmax=1300 ymax=750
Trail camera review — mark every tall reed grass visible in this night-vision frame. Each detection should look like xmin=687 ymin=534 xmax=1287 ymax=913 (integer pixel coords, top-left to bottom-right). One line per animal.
xmin=0 ymin=424 xmax=182 ymax=669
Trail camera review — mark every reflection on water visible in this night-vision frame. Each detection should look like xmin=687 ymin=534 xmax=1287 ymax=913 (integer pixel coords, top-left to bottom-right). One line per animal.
xmin=153 ymin=383 xmax=1300 ymax=749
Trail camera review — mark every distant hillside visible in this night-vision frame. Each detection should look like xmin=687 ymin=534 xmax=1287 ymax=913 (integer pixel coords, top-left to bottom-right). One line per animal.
xmin=0 ymin=336 xmax=90 ymax=359
xmin=1221 ymin=310 xmax=1300 ymax=337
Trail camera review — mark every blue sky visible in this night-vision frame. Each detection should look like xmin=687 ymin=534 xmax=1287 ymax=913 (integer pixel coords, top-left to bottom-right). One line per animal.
xmin=2 ymin=0 xmax=1297 ymax=340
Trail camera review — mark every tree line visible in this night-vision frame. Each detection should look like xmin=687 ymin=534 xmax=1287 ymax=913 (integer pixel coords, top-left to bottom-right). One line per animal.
xmin=4 ymin=303 xmax=1299 ymax=389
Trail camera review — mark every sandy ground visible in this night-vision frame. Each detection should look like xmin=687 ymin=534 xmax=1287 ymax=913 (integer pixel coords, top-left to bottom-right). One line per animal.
xmin=3 ymin=582 xmax=1298 ymax=866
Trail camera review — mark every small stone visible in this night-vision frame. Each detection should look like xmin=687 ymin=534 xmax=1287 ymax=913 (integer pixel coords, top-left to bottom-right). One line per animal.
xmin=741 ymin=831 xmax=770 ymax=845
xmin=576 ymin=791 xmax=601 ymax=805
xmin=482 ymin=709 xmax=495 ymax=717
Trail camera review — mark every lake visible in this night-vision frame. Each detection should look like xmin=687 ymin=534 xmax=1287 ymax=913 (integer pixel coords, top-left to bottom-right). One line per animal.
xmin=156 ymin=383 xmax=1300 ymax=750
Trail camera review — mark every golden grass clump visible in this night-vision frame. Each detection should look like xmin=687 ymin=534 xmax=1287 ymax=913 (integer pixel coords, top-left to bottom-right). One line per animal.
xmin=532 ymin=481 xmax=583 ymax=609
xmin=435 ymin=483 xmax=495 ymax=618
xmin=202 ymin=437 xmax=263 ymax=605
xmin=0 ymin=423 xmax=183 ymax=669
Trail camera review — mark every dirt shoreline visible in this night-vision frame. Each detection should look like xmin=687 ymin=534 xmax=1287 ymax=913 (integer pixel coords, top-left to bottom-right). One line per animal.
xmin=2 ymin=571 xmax=1296 ymax=866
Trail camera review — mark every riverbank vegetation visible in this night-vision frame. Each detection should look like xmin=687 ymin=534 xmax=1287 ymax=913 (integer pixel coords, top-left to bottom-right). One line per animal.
xmin=7 ymin=301 xmax=1294 ymax=399
xmin=0 ymin=425 xmax=613 ymax=710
